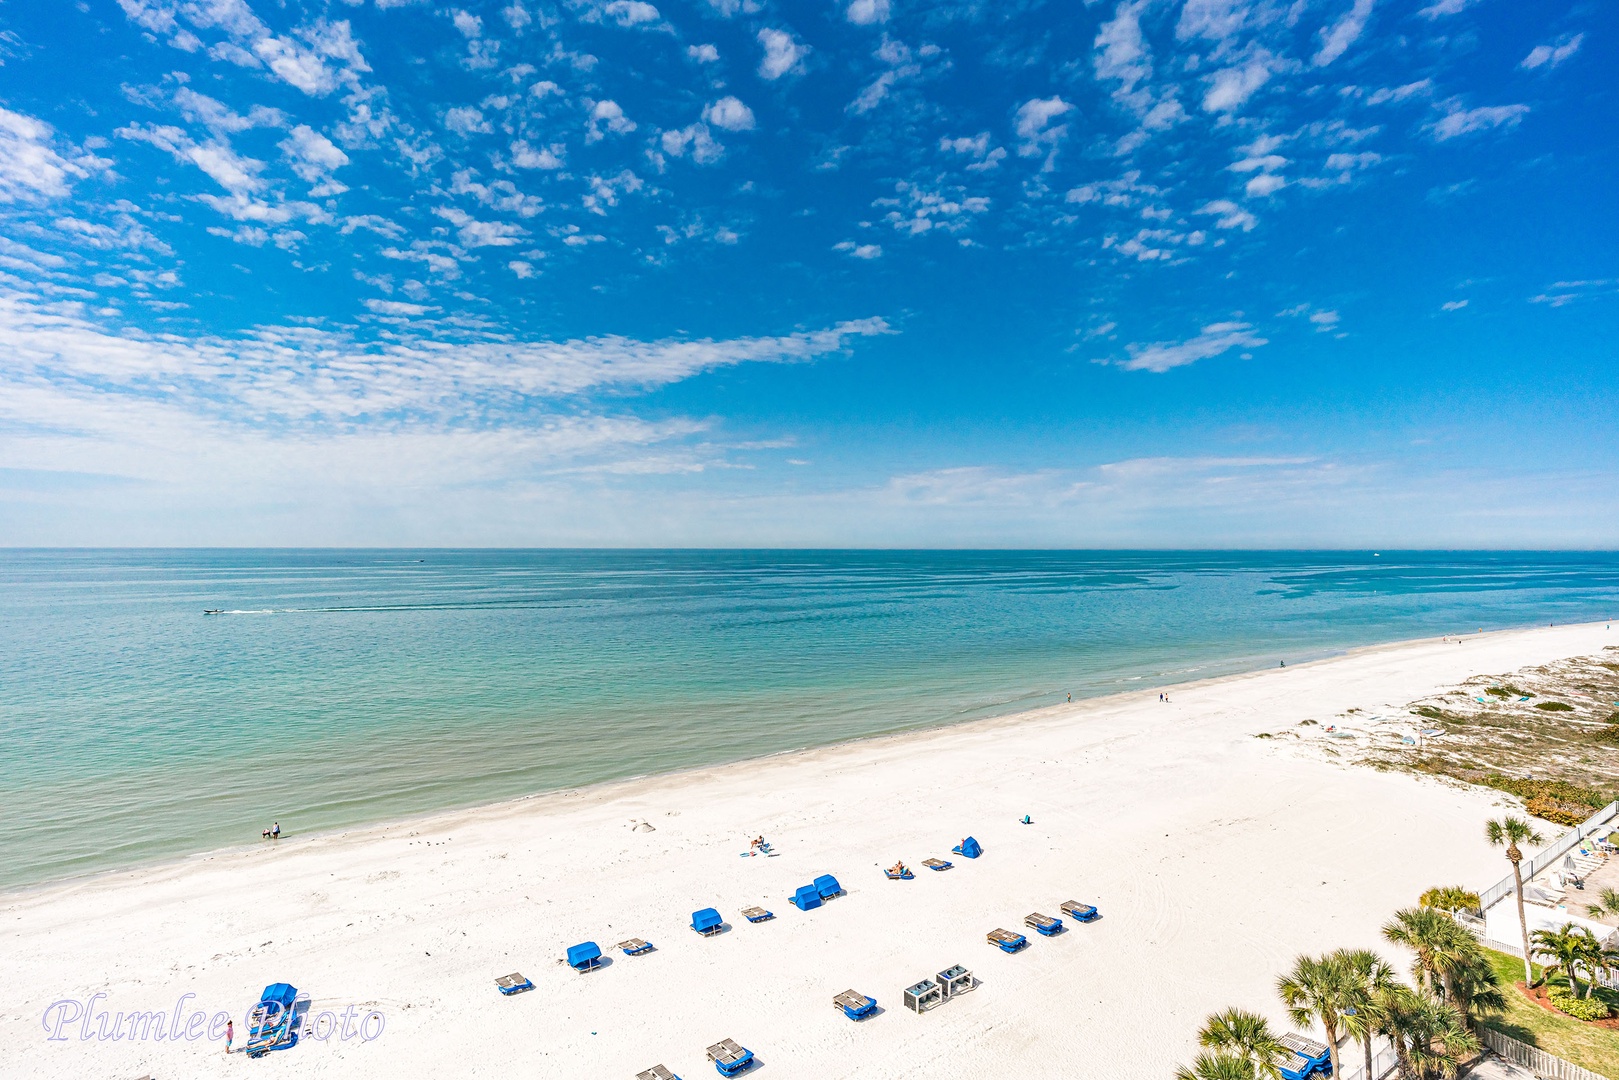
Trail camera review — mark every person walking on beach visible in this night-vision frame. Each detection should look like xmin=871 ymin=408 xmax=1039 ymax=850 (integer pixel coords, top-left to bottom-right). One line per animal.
xmin=225 ymin=1019 xmax=233 ymax=1054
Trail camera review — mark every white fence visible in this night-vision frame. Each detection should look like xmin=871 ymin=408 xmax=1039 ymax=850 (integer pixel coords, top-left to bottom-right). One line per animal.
xmin=1334 ymin=1044 xmax=1399 ymax=1080
xmin=1479 ymin=1027 xmax=1609 ymax=1080
xmin=1478 ymin=801 xmax=1619 ymax=912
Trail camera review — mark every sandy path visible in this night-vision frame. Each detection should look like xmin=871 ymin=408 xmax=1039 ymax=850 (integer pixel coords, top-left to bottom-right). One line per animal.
xmin=4 ymin=622 xmax=1611 ymax=1079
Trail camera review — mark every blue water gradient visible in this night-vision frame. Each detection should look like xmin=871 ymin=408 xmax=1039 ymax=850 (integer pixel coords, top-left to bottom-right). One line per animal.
xmin=2 ymin=550 xmax=1616 ymax=889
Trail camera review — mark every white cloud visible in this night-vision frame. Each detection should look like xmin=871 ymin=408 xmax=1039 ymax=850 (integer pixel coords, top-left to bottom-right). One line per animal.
xmin=585 ymin=100 xmax=636 ymax=142
xmin=1111 ymin=321 xmax=1267 ymax=373
xmin=687 ymin=43 xmax=720 ymax=63
xmin=1014 ymin=96 xmax=1072 ymax=157
xmin=278 ymin=124 xmax=349 ymax=183
xmin=0 ymin=108 xmax=101 ymax=203
xmin=875 ymin=181 xmax=989 ymax=237
xmin=1441 ymin=299 xmax=1468 ymax=311
xmin=1521 ymin=34 xmax=1583 ymax=71
xmin=1366 ymin=80 xmax=1431 ymax=105
xmin=659 ymin=124 xmax=723 ymax=165
xmin=1194 ymin=198 xmax=1257 ymax=231
xmin=116 ymin=122 xmax=266 ymax=195
xmin=757 ymin=28 xmax=809 ymax=80
xmin=846 ymin=0 xmax=889 ymax=24
xmin=1245 ymin=173 xmax=1286 ymax=197
xmin=1428 ymin=102 xmax=1529 ymax=141
xmin=940 ymin=133 xmax=1006 ymax=172
xmin=1177 ymin=0 xmax=1250 ymax=42
xmin=834 ymin=240 xmax=882 ymax=259
xmin=434 ymin=206 xmax=527 ymax=247
xmin=452 ymin=10 xmax=482 ymax=38
xmin=1203 ymin=50 xmax=1277 ymax=112
xmin=1094 ymin=2 xmax=1150 ymax=93
xmin=508 ymin=259 xmax=536 ymax=278
xmin=604 ymin=0 xmax=660 ymax=27
xmin=444 ymin=106 xmax=492 ymax=136
xmin=1417 ymin=0 xmax=1476 ymax=17
xmin=510 ymin=140 xmax=565 ymax=169
xmin=364 ymin=298 xmax=432 ymax=316
xmin=702 ymin=96 xmax=756 ymax=132
xmin=1313 ymin=0 xmax=1374 ymax=67
xmin=172 ymin=88 xmax=283 ymax=134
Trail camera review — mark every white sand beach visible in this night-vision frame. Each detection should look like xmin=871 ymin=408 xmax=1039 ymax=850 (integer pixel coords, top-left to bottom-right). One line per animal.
xmin=5 ymin=622 xmax=1613 ymax=1080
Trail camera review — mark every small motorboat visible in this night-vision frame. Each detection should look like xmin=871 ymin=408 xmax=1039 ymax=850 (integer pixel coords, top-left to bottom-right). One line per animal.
xmin=203 ymin=609 xmax=223 ymax=615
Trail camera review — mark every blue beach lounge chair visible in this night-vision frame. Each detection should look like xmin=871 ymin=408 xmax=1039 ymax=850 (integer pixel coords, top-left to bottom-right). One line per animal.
xmin=987 ymin=928 xmax=1028 ymax=953
xmin=952 ymin=837 xmax=982 ymax=859
xmin=495 ymin=972 xmax=533 ymax=995
xmin=884 ymin=864 xmax=915 ymax=880
xmin=567 ymin=941 xmax=603 ymax=971
xmin=814 ymin=873 xmax=844 ymax=899
xmin=833 ymin=989 xmax=878 ymax=1020
xmin=1024 ymin=912 xmax=1063 ymax=936
xmin=1278 ymin=1033 xmax=1330 ymax=1080
xmin=706 ymin=1037 xmax=755 ymax=1076
xmin=636 ymin=1066 xmax=681 ymax=1080
xmin=1060 ymin=900 xmax=1099 ymax=922
xmin=691 ymin=908 xmax=724 ymax=936
xmin=922 ymin=858 xmax=952 ymax=871
xmin=740 ymin=906 xmax=774 ymax=923
xmin=791 ymin=885 xmax=822 ymax=911
xmin=616 ymin=938 xmax=655 ymax=956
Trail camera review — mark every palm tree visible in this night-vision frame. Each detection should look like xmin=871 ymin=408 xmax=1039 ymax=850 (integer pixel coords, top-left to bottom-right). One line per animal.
xmin=1584 ymin=886 xmax=1619 ymax=920
xmin=1198 ymin=1007 xmax=1288 ymax=1080
xmin=1277 ymin=954 xmax=1350 ymax=1080
xmin=1336 ymin=949 xmax=1398 ymax=1080
xmin=1484 ymin=815 xmax=1544 ymax=985
xmin=1574 ymin=930 xmax=1609 ymax=1000
xmin=1447 ymin=949 xmax=1506 ymax=1022
xmin=1419 ymin=885 xmax=1481 ymax=915
xmin=1529 ymin=923 xmax=1593 ymax=996
xmin=1373 ymin=984 xmax=1479 ymax=1079
xmin=1382 ymin=907 xmax=1477 ymax=1013
xmin=1175 ymin=1052 xmax=1262 ymax=1080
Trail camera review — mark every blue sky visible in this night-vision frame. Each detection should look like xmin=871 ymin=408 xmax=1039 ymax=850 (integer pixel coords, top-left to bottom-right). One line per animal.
xmin=0 ymin=0 xmax=1613 ymax=546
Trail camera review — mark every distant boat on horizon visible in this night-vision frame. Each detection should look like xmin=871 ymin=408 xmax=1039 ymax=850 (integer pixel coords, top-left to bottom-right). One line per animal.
xmin=203 ymin=609 xmax=222 ymax=615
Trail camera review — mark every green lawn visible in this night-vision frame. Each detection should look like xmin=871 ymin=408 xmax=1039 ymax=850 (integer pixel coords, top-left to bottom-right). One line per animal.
xmin=1480 ymin=947 xmax=1619 ymax=1079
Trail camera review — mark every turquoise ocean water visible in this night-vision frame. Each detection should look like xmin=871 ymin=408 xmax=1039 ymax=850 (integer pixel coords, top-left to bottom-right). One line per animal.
xmin=3 ymin=550 xmax=1617 ymax=891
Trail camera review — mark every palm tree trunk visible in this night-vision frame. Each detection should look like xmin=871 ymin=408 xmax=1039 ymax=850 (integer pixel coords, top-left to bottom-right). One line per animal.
xmin=1363 ymin=1035 xmax=1374 ymax=1080
xmin=1324 ymin=1021 xmax=1340 ymax=1080
xmin=1511 ymin=855 xmax=1532 ymax=985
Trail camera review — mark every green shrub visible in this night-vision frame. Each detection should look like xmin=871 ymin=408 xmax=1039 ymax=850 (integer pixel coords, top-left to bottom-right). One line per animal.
xmin=1548 ymin=990 xmax=1611 ymax=1022
xmin=1536 ymin=701 xmax=1574 ymax=712
xmin=1486 ymin=687 xmax=1511 ymax=698
xmin=1594 ymin=725 xmax=1619 ymax=747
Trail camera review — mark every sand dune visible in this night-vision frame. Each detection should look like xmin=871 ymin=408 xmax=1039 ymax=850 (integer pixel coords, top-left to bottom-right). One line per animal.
xmin=5 ymin=622 xmax=1611 ymax=1079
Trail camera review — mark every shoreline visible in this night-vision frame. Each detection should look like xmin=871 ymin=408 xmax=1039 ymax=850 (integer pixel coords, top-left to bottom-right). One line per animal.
xmin=6 ymin=620 xmax=1614 ymax=1079
xmin=2 ymin=620 xmax=1589 ymax=905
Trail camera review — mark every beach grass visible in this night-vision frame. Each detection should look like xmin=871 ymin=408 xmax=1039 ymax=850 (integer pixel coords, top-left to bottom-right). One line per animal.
xmin=1479 ymin=948 xmax=1619 ymax=1079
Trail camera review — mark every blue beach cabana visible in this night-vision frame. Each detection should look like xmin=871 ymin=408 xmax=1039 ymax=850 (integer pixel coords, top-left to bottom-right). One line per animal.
xmin=567 ymin=941 xmax=603 ymax=971
xmin=691 ymin=908 xmax=724 ymax=935
xmin=791 ymin=885 xmax=822 ymax=911
xmin=244 ymin=982 xmax=302 ymax=1058
xmin=813 ymin=873 xmax=843 ymax=899
xmin=952 ymin=836 xmax=982 ymax=859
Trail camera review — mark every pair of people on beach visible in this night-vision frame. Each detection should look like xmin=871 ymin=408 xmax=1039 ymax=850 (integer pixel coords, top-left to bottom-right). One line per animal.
xmin=261 ymin=822 xmax=280 ymax=839
xmin=749 ymin=835 xmax=767 ymax=852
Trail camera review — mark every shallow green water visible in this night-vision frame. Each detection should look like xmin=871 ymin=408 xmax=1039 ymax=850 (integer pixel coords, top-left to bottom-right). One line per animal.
xmin=2 ymin=549 xmax=1615 ymax=889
